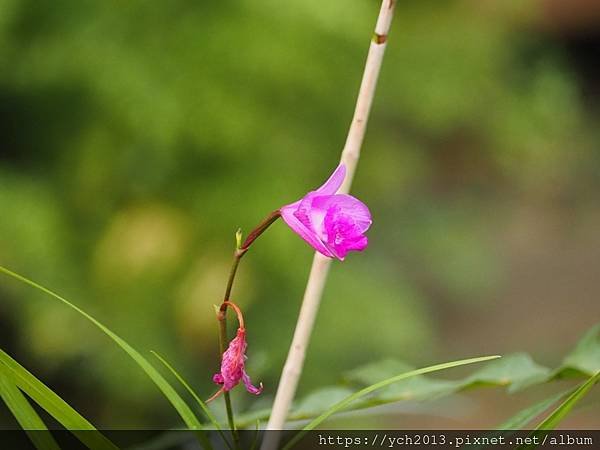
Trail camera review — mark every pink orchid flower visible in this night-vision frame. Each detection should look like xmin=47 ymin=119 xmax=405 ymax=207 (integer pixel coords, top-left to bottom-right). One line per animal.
xmin=280 ymin=164 xmax=372 ymax=260
xmin=207 ymin=301 xmax=263 ymax=402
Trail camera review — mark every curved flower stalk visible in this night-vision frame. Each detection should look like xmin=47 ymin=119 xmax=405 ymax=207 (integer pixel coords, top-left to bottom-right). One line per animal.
xmin=208 ymin=301 xmax=263 ymax=403
xmin=280 ymin=164 xmax=372 ymax=260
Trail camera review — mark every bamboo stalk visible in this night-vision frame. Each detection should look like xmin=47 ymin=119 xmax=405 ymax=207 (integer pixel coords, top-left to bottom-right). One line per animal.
xmin=262 ymin=0 xmax=396 ymax=446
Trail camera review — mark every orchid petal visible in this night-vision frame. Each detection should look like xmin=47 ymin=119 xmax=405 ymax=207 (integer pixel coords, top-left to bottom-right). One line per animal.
xmin=280 ymin=203 xmax=335 ymax=258
xmin=242 ymin=370 xmax=263 ymax=395
xmin=315 ymin=164 xmax=346 ymax=195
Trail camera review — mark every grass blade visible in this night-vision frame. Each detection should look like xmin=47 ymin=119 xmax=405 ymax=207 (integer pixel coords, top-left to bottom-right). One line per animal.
xmin=282 ymin=355 xmax=500 ymax=450
xmin=497 ymin=389 xmax=572 ymax=430
xmin=0 ymin=349 xmax=117 ymax=450
xmin=464 ymin=389 xmax=573 ymax=450
xmin=534 ymin=371 xmax=600 ymax=431
xmin=0 ymin=364 xmax=61 ymax=450
xmin=151 ymin=351 xmax=232 ymax=449
xmin=0 ymin=265 xmax=203 ymax=432
xmin=517 ymin=371 xmax=600 ymax=450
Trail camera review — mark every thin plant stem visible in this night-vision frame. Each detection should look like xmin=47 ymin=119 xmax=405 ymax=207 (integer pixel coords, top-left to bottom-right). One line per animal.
xmin=217 ymin=322 xmax=239 ymax=447
xmin=262 ymin=0 xmax=396 ymax=445
xmin=216 ymin=250 xmax=243 ymax=447
xmin=240 ymin=210 xmax=281 ymax=251
xmin=213 ymin=211 xmax=281 ymax=446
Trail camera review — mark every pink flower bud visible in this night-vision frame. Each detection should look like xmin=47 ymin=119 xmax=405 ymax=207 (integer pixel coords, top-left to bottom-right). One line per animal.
xmin=279 ymin=164 xmax=372 ymax=260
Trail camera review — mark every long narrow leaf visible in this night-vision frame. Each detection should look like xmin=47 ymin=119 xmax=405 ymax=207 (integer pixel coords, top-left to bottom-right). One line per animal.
xmin=497 ymin=389 xmax=572 ymax=430
xmin=465 ymin=389 xmax=573 ymax=450
xmin=518 ymin=371 xmax=600 ymax=450
xmin=534 ymin=371 xmax=600 ymax=431
xmin=282 ymin=355 xmax=500 ymax=450
xmin=0 ymin=265 xmax=203 ymax=431
xmin=0 ymin=365 xmax=61 ymax=450
xmin=151 ymin=351 xmax=231 ymax=449
xmin=0 ymin=349 xmax=117 ymax=450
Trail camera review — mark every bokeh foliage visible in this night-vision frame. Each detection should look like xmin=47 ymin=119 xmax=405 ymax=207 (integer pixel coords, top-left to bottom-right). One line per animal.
xmin=0 ymin=0 xmax=598 ymax=427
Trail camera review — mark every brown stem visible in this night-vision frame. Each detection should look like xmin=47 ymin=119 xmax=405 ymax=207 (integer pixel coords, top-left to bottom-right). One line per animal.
xmin=240 ymin=210 xmax=281 ymax=251
xmin=223 ymin=301 xmax=245 ymax=329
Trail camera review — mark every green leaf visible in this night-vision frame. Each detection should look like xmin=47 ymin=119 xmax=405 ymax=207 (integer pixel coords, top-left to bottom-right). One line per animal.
xmin=0 ymin=265 xmax=203 ymax=431
xmin=554 ymin=324 xmax=600 ymax=378
xmin=534 ymin=371 xmax=600 ymax=431
xmin=151 ymin=351 xmax=230 ymax=449
xmin=292 ymin=387 xmax=355 ymax=419
xmin=496 ymin=390 xmax=571 ymax=430
xmin=345 ymin=359 xmax=459 ymax=402
xmin=282 ymin=355 xmax=500 ymax=450
xmin=461 ymin=353 xmax=550 ymax=393
xmin=463 ymin=389 xmax=572 ymax=450
xmin=341 ymin=353 xmax=549 ymax=410
xmin=0 ymin=349 xmax=118 ymax=450
xmin=518 ymin=371 xmax=600 ymax=449
xmin=0 ymin=365 xmax=61 ymax=450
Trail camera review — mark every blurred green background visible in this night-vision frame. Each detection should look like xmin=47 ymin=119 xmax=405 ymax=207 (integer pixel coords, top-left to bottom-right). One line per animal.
xmin=1 ymin=0 xmax=599 ymax=429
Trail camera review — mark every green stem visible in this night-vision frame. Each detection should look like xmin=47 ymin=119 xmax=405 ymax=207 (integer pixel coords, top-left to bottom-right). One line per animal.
xmin=215 ymin=211 xmax=281 ymax=447
xmin=218 ymin=252 xmax=243 ymax=448
xmin=218 ymin=320 xmax=239 ymax=448
xmin=223 ymin=254 xmax=243 ymax=308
